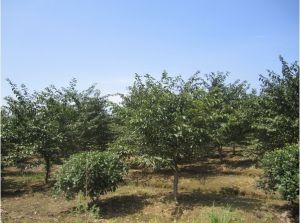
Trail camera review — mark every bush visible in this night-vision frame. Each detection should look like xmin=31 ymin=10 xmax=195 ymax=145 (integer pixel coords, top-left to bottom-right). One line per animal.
xmin=259 ymin=144 xmax=299 ymax=202
xmin=55 ymin=151 xmax=127 ymax=200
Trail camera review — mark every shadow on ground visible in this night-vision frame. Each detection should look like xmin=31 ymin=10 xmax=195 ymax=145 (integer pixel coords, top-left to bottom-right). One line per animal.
xmin=90 ymin=194 xmax=152 ymax=219
xmin=270 ymin=203 xmax=299 ymax=223
xmin=129 ymin=149 xmax=258 ymax=182
xmin=2 ymin=170 xmax=42 ymax=177
xmin=224 ymin=159 xmax=256 ymax=169
xmin=164 ymin=191 xmax=263 ymax=212
xmin=1 ymin=178 xmax=28 ymax=197
xmin=1 ymin=172 xmax=55 ymax=198
xmin=129 ymin=161 xmax=248 ymax=183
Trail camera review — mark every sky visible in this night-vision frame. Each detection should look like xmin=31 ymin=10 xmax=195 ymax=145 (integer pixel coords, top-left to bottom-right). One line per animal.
xmin=2 ymin=0 xmax=299 ymax=103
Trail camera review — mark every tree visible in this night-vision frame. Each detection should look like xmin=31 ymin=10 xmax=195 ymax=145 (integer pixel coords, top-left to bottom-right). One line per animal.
xmin=2 ymin=81 xmax=39 ymax=170
xmin=195 ymin=72 xmax=251 ymax=160
xmin=118 ymin=72 xmax=209 ymax=202
xmin=2 ymin=81 xmax=77 ymax=183
xmin=253 ymin=57 xmax=299 ymax=153
xmin=70 ymin=84 xmax=113 ymax=151
xmin=224 ymin=80 xmax=253 ymax=155
xmin=32 ymin=86 xmax=71 ymax=183
xmin=198 ymin=72 xmax=230 ymax=161
xmin=2 ymin=79 xmax=113 ymax=183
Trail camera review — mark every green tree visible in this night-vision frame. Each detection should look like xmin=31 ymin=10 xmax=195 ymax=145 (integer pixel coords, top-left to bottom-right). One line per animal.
xmin=32 ymin=86 xmax=71 ymax=183
xmin=195 ymin=72 xmax=250 ymax=160
xmin=2 ymin=81 xmax=38 ymax=170
xmin=118 ymin=72 xmax=209 ymax=202
xmin=253 ymin=57 xmax=299 ymax=153
xmin=70 ymin=84 xmax=112 ymax=151
xmin=199 ymin=72 xmax=230 ymax=161
xmin=3 ymin=81 xmax=76 ymax=183
xmin=224 ymin=81 xmax=254 ymax=155
xmin=2 ymin=79 xmax=113 ymax=183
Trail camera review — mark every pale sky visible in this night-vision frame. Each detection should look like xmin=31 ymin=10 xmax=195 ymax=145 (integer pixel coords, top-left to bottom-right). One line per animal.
xmin=2 ymin=0 xmax=299 ymax=103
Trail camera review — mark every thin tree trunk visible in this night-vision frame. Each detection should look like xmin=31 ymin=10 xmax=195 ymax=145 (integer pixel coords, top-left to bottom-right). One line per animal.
xmin=85 ymin=156 xmax=89 ymax=198
xmin=232 ymin=144 xmax=236 ymax=156
xmin=218 ymin=145 xmax=223 ymax=162
xmin=44 ymin=156 xmax=51 ymax=184
xmin=173 ymin=163 xmax=179 ymax=204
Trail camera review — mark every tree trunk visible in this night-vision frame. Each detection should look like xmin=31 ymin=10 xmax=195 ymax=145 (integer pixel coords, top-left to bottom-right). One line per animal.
xmin=44 ymin=156 xmax=51 ymax=184
xmin=173 ymin=163 xmax=179 ymax=204
xmin=85 ymin=156 xmax=89 ymax=198
xmin=232 ymin=144 xmax=236 ymax=156
xmin=218 ymin=146 xmax=223 ymax=162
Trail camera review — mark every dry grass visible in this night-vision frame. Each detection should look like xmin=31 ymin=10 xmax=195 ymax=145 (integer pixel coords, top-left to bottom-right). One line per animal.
xmin=1 ymin=149 xmax=293 ymax=223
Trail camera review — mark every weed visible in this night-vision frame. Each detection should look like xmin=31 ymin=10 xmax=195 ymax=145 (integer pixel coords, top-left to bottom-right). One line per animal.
xmin=208 ymin=205 xmax=235 ymax=223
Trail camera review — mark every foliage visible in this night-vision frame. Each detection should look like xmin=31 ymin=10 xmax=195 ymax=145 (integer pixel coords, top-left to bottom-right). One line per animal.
xmin=129 ymin=155 xmax=173 ymax=170
xmin=198 ymin=72 xmax=231 ymax=150
xmin=2 ymin=80 xmax=78 ymax=182
xmin=117 ymin=72 xmax=210 ymax=201
xmin=253 ymin=56 xmax=299 ymax=152
xmin=107 ymin=105 xmax=143 ymax=160
xmin=120 ymin=72 xmax=210 ymax=162
xmin=259 ymin=144 xmax=299 ymax=202
xmin=55 ymin=151 xmax=127 ymax=200
xmin=1 ymin=82 xmax=38 ymax=169
xmin=192 ymin=72 xmax=252 ymax=160
xmin=70 ymin=83 xmax=113 ymax=151
xmin=2 ymin=79 xmax=112 ymax=183
xmin=223 ymin=81 xmax=254 ymax=149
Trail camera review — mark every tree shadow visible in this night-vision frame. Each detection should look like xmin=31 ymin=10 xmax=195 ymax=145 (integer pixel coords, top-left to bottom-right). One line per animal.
xmin=128 ymin=161 xmax=247 ymax=184
xmin=165 ymin=191 xmax=263 ymax=212
xmin=1 ymin=178 xmax=55 ymax=197
xmin=269 ymin=202 xmax=299 ymax=223
xmin=1 ymin=178 xmax=27 ymax=197
xmin=180 ymin=163 xmax=222 ymax=178
xmin=128 ymin=150 xmax=257 ymax=183
xmin=91 ymin=194 xmax=152 ymax=219
xmin=224 ymin=159 xmax=256 ymax=169
xmin=30 ymin=181 xmax=55 ymax=192
xmin=159 ymin=162 xmax=246 ymax=179
xmin=2 ymin=170 xmax=42 ymax=177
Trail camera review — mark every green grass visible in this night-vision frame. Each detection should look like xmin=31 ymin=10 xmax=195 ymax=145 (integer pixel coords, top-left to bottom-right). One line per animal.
xmin=208 ymin=205 xmax=236 ymax=223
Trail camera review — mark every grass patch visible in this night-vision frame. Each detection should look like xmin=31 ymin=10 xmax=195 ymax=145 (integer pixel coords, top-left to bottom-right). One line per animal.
xmin=208 ymin=205 xmax=236 ymax=223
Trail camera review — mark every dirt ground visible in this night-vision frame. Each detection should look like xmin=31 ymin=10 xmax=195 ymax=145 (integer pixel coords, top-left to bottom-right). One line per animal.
xmin=1 ymin=149 xmax=298 ymax=223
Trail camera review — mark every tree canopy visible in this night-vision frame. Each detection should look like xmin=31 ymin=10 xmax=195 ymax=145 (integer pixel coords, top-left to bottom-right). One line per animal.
xmin=252 ymin=56 xmax=299 ymax=153
xmin=2 ymin=79 xmax=113 ymax=183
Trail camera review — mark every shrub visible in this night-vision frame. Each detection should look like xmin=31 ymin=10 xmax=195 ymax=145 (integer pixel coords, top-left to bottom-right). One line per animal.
xmin=259 ymin=144 xmax=299 ymax=202
xmin=55 ymin=151 xmax=127 ymax=201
